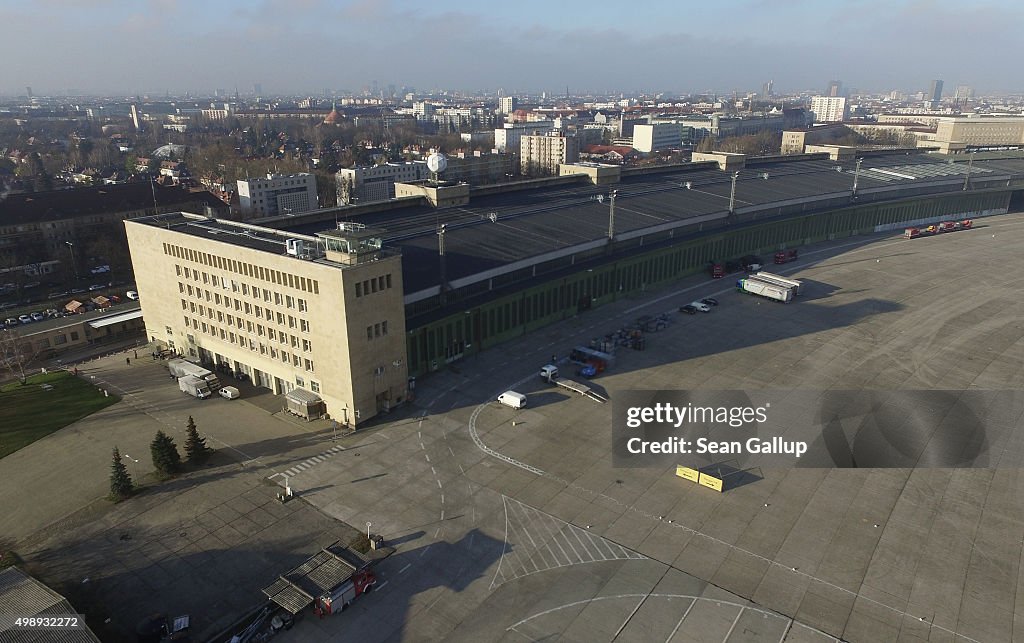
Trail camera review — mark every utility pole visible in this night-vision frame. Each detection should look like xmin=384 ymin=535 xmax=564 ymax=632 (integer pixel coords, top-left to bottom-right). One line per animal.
xmin=64 ymin=241 xmax=78 ymax=281
xmin=852 ymin=158 xmax=863 ymax=198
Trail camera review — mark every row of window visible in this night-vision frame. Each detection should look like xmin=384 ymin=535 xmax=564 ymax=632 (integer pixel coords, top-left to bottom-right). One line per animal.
xmin=182 ymin=300 xmax=311 ymax=347
xmin=355 ymin=273 xmax=393 ymax=298
xmin=185 ymin=315 xmax=315 ymax=372
xmin=179 ymin=266 xmax=309 ymax=311
xmin=163 ymin=243 xmax=320 ymax=294
xmin=367 ymin=320 xmax=389 ymax=340
xmin=180 ymin=285 xmax=310 ymax=332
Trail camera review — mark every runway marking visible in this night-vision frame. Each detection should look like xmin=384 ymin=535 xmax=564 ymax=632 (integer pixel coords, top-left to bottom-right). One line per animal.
xmin=376 ymin=581 xmax=389 ymax=591
xmin=490 ymin=496 xmax=646 ymax=589
xmin=399 ymin=564 xmax=411 ymax=574
xmin=665 ymin=597 xmax=697 ymax=643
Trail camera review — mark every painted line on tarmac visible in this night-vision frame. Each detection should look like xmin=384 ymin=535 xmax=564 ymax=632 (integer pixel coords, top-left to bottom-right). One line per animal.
xmin=399 ymin=564 xmax=411 ymax=574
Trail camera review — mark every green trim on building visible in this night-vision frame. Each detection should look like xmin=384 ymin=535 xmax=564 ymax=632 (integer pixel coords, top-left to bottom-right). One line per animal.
xmin=406 ymin=190 xmax=1012 ymax=376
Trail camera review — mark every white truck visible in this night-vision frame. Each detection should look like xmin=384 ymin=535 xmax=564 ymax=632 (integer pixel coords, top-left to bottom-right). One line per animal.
xmin=752 ymin=271 xmax=804 ymax=295
xmin=168 ymin=358 xmax=222 ymax=391
xmin=179 ymin=374 xmax=212 ymax=399
xmin=736 ymin=278 xmax=793 ymax=303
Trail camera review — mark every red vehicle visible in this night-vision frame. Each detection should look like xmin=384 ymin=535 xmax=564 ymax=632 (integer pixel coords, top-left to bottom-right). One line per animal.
xmin=937 ymin=221 xmax=959 ymax=233
xmin=774 ymin=249 xmax=798 ymax=264
xmin=961 ymin=219 xmax=973 ymax=229
xmin=707 ymin=261 xmax=725 ymax=279
xmin=903 ymin=227 xmax=921 ymax=239
xmin=313 ymin=569 xmax=376 ymax=617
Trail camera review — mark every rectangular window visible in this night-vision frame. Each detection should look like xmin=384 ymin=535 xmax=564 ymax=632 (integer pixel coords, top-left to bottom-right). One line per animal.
xmin=298 ymin=299 xmax=307 ymax=312
xmin=355 ymin=282 xmax=362 ymax=297
xmin=286 ymin=295 xmax=294 ymax=309
xmin=386 ymin=273 xmax=392 ymax=289
xmin=300 ymin=319 xmax=309 ymax=332
xmin=382 ymin=320 xmax=388 ymax=336
xmin=295 ymin=376 xmax=304 ymax=387
xmin=367 ymin=326 xmax=373 ymax=340
xmin=178 ymin=282 xmax=185 ymax=293
xmin=371 ymin=278 xmax=378 ymax=293
xmin=275 ymin=292 xmax=282 ymax=305
xmin=374 ymin=323 xmax=381 ymax=338
xmin=302 ymin=339 xmax=311 ymax=352
xmin=71 ymin=331 xmax=80 ymax=340
xmin=305 ymin=359 xmax=314 ymax=372
xmin=311 ymin=381 xmax=320 ymax=393
xmin=377 ymin=276 xmax=384 ymax=291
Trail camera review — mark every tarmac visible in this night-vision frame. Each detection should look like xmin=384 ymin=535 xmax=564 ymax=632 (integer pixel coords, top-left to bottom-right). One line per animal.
xmin=4 ymin=212 xmax=1024 ymax=642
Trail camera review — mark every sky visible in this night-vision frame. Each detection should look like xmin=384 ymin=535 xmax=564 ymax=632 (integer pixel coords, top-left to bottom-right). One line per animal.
xmin=2 ymin=0 xmax=1022 ymax=96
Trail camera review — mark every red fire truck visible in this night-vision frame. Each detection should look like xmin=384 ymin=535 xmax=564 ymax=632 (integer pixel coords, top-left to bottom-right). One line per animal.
xmin=774 ymin=250 xmax=798 ymax=264
xmin=707 ymin=261 xmax=725 ymax=279
xmin=313 ymin=569 xmax=376 ymax=616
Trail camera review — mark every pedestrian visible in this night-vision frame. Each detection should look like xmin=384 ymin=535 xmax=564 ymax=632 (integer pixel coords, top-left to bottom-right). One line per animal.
xmin=551 ymin=354 xmax=557 ymax=364
xmin=126 ymin=357 xmax=131 ymax=366
xmin=133 ymin=350 xmax=137 ymax=359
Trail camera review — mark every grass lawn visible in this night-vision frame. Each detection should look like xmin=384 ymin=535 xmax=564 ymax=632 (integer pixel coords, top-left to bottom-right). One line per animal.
xmin=0 ymin=371 xmax=120 ymax=459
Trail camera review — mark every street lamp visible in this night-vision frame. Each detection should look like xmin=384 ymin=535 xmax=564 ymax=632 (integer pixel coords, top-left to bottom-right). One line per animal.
xmin=122 ymin=453 xmax=139 ymax=480
xmin=64 ymin=241 xmax=78 ymax=281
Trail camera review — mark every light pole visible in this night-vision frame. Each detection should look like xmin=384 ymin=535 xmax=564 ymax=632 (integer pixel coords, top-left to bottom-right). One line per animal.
xmin=607 ymin=190 xmax=618 ymax=240
xmin=437 ymin=223 xmax=447 ymax=293
xmin=962 ymin=152 xmax=975 ymax=191
xmin=65 ymin=241 xmax=78 ymax=281
xmin=122 ymin=453 xmax=139 ymax=481
xmin=852 ymin=158 xmax=863 ymax=198
xmin=728 ymin=171 xmax=740 ymax=214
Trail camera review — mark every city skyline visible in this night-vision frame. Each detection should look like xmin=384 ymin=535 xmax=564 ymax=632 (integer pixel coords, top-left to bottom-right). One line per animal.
xmin=2 ymin=0 xmax=1021 ymax=96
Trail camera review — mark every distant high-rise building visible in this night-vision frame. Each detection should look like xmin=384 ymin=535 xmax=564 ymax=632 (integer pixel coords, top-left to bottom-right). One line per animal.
xmin=928 ymin=79 xmax=944 ymax=109
xmin=25 ymin=86 xmax=32 ymax=99
xmin=498 ymin=96 xmax=517 ymax=115
xmin=954 ymin=85 xmax=973 ymax=106
xmin=810 ymin=96 xmax=848 ymax=123
xmin=826 ymin=80 xmax=842 ymax=97
xmin=253 ymin=83 xmax=262 ymax=97
xmin=762 ymin=80 xmax=774 ymax=99
xmin=520 ymin=133 xmax=578 ymax=176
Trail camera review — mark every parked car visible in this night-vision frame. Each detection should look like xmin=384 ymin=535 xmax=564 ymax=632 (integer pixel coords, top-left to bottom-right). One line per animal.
xmin=679 ymin=305 xmax=698 ymax=315
xmin=88 ymin=284 xmax=104 ymax=291
xmin=3 ymin=318 xmax=18 ymax=327
xmin=90 ymin=265 xmax=110 ymax=274
xmin=700 ymin=297 xmax=719 ymax=306
xmin=18 ymin=314 xmax=33 ymax=324
xmin=70 ymin=288 xmax=87 ymax=294
xmin=689 ymin=301 xmax=712 ymax=313
xmin=218 ymin=386 xmax=241 ymax=400
xmin=30 ymin=312 xmax=45 ymax=322
xmin=126 ymin=290 xmax=139 ymax=301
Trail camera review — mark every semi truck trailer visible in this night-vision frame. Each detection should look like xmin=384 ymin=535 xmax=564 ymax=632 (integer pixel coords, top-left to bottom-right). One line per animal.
xmin=736 ymin=278 xmax=793 ymax=303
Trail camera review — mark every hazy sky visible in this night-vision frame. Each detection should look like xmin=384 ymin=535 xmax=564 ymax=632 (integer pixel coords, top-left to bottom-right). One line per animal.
xmin=3 ymin=0 xmax=1021 ymax=96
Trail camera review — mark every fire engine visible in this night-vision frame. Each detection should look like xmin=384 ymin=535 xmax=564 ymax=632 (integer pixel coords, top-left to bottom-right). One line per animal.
xmin=313 ymin=568 xmax=376 ymax=617
xmin=773 ymin=250 xmax=798 ymax=264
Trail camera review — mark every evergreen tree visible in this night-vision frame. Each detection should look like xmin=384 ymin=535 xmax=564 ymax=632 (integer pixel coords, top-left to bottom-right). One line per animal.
xmin=109 ymin=446 xmax=134 ymax=501
xmin=184 ymin=416 xmax=211 ymax=464
xmin=150 ymin=430 xmax=181 ymax=476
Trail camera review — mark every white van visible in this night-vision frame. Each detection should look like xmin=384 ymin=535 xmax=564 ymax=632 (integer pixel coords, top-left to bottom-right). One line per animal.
xmin=498 ymin=391 xmax=527 ymax=409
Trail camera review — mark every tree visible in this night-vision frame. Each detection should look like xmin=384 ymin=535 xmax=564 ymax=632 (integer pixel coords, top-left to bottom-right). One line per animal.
xmin=0 ymin=328 xmax=39 ymax=384
xmin=150 ymin=430 xmax=181 ymax=476
xmin=109 ymin=446 xmax=134 ymax=501
xmin=184 ymin=416 xmax=211 ymax=464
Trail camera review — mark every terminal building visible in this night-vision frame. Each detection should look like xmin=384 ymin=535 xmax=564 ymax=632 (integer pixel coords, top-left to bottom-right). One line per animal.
xmin=125 ymin=150 xmax=1024 ymax=426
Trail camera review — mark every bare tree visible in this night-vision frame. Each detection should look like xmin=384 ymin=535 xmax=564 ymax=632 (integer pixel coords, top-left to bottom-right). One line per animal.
xmin=0 ymin=328 xmax=40 ymax=384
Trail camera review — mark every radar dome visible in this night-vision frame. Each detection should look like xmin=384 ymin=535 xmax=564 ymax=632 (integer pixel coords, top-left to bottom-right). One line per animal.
xmin=426 ymin=153 xmax=448 ymax=174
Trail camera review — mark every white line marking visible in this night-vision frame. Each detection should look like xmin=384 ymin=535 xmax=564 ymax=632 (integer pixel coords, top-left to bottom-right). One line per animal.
xmin=399 ymin=564 xmax=411 ymax=574
xmin=376 ymin=580 xmax=389 ymax=591
xmin=441 ymin=510 xmax=445 ymax=520
xmin=437 ymin=479 xmax=443 ymax=489
xmin=665 ymin=597 xmax=698 ymax=643
xmin=722 ymin=607 xmax=744 ymax=643
xmin=425 ymin=454 xmax=431 ymax=463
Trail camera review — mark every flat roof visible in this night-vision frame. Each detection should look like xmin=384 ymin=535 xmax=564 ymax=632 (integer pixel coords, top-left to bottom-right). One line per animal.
xmin=88 ymin=309 xmax=144 ymax=328
xmin=281 ymin=152 xmax=1024 ymax=294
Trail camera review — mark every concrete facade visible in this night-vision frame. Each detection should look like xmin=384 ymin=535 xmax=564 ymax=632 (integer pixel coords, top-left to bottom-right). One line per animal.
xmin=335 ymin=162 xmax=428 ymax=205
xmin=237 ymin=173 xmax=318 ymax=217
xmin=632 ymin=123 xmax=682 ymax=153
xmin=520 ymin=133 xmax=578 ymax=176
xmin=810 ymin=96 xmax=848 ymax=123
xmin=124 ymin=214 xmax=408 ymax=426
